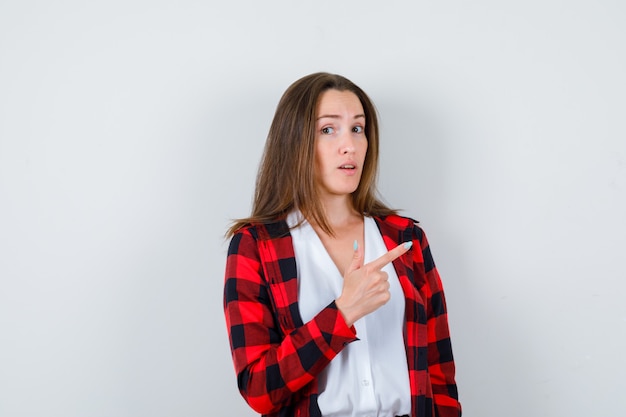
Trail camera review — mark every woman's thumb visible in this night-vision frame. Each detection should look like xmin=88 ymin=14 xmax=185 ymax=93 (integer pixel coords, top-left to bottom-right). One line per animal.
xmin=344 ymin=240 xmax=363 ymax=275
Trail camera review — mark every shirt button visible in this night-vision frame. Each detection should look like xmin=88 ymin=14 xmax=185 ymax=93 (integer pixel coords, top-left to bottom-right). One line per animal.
xmin=362 ymin=379 xmax=370 ymax=386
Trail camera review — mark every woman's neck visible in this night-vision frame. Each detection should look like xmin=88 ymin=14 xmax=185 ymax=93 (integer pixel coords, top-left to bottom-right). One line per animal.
xmin=310 ymin=196 xmax=364 ymax=274
xmin=318 ymin=195 xmax=362 ymax=230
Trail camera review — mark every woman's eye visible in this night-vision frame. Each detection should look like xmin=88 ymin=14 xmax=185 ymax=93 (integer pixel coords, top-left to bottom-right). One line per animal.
xmin=352 ymin=126 xmax=364 ymax=133
xmin=321 ymin=126 xmax=335 ymax=134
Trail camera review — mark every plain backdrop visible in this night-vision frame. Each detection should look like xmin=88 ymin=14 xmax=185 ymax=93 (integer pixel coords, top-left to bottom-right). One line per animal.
xmin=1 ymin=1 xmax=625 ymax=416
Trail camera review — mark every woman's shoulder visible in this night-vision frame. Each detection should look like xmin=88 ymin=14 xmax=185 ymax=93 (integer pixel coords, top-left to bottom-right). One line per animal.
xmin=374 ymin=213 xmax=419 ymax=229
xmin=230 ymin=217 xmax=291 ymax=241
xmin=373 ymin=213 xmax=431 ymax=245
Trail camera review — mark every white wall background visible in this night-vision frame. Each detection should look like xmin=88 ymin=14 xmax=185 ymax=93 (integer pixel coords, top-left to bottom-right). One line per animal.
xmin=1 ymin=1 xmax=624 ymax=416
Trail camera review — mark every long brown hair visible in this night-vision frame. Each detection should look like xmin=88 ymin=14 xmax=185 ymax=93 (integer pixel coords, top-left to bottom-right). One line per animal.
xmin=227 ymin=72 xmax=397 ymax=237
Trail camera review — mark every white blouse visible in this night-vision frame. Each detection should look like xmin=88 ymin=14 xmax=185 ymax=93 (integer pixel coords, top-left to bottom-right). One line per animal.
xmin=288 ymin=212 xmax=411 ymax=417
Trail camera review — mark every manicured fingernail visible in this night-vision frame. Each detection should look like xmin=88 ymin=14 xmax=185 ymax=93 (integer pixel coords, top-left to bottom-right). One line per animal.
xmin=353 ymin=240 xmax=358 ymax=251
xmin=403 ymin=241 xmax=413 ymax=249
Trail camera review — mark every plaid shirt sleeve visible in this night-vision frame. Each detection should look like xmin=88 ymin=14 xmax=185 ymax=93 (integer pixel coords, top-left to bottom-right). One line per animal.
xmin=415 ymin=224 xmax=462 ymax=416
xmin=223 ymin=225 xmax=358 ymax=414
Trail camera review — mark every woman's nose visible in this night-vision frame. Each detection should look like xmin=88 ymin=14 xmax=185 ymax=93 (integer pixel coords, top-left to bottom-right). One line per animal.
xmin=341 ymin=145 xmax=355 ymax=154
xmin=339 ymin=132 xmax=356 ymax=154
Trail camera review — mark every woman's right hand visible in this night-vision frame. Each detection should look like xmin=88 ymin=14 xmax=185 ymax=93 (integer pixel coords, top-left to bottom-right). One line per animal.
xmin=335 ymin=241 xmax=412 ymax=327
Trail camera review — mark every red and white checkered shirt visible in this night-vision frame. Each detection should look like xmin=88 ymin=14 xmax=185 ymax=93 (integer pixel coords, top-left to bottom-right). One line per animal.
xmin=224 ymin=214 xmax=461 ymax=417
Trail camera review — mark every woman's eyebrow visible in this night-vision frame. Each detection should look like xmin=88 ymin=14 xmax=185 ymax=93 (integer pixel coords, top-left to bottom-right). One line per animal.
xmin=316 ymin=114 xmax=366 ymax=120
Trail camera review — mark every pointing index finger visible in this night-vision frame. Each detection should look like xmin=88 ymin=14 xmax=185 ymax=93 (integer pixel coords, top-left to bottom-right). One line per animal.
xmin=367 ymin=241 xmax=413 ymax=270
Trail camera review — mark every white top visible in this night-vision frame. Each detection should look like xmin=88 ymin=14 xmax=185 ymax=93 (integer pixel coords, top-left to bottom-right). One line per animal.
xmin=288 ymin=212 xmax=411 ymax=417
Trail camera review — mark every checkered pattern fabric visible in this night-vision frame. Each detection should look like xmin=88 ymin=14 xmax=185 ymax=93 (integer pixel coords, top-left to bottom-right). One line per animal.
xmin=224 ymin=215 xmax=461 ymax=416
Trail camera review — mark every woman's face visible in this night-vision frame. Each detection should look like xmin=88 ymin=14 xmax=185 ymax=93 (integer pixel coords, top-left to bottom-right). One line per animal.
xmin=313 ymin=89 xmax=368 ymax=202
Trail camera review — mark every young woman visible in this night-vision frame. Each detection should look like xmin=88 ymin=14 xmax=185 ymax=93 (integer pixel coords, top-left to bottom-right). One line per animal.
xmin=224 ymin=73 xmax=461 ymax=417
